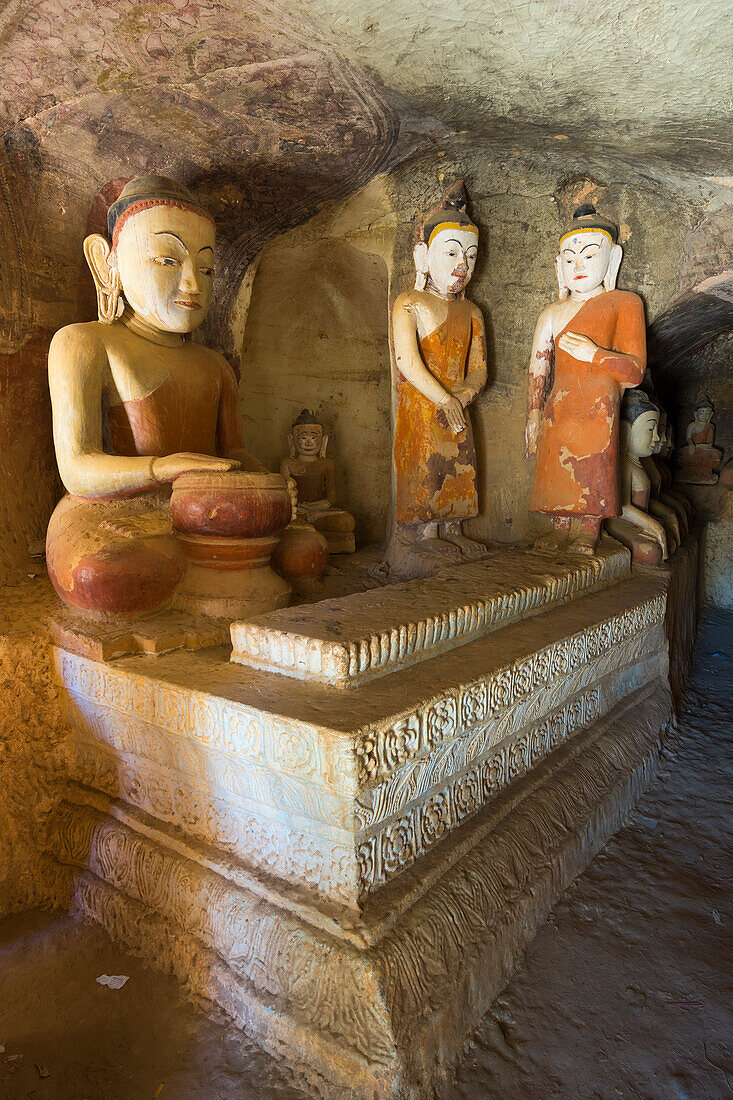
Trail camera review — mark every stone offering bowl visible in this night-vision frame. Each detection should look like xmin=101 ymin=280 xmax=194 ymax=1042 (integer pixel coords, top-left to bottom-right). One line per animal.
xmin=169 ymin=471 xmax=292 ymax=619
xmin=170 ymin=470 xmax=292 ymax=540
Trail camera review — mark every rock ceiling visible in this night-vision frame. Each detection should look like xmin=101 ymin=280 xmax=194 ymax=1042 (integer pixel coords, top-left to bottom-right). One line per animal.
xmin=0 ymin=0 xmax=729 ymax=370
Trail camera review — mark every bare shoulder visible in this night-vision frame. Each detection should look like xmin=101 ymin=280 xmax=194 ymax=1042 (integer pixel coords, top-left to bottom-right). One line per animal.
xmin=49 ymin=320 xmax=108 ymax=354
xmin=393 ymin=289 xmax=421 ymax=316
xmin=48 ymin=321 xmax=109 ymax=371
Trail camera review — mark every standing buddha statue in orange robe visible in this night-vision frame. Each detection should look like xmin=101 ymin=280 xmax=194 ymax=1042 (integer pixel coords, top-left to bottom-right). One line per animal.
xmin=390 ymin=181 xmax=488 ymax=577
xmin=524 ymin=205 xmax=646 ymax=555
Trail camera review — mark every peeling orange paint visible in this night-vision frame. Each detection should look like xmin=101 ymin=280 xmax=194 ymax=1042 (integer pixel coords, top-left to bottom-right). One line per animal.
xmin=394 ymin=301 xmax=481 ymax=524
xmin=530 ymin=290 xmax=646 ymax=518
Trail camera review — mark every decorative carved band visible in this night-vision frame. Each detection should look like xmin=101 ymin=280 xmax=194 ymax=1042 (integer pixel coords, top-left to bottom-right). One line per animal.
xmin=356 ymin=593 xmax=665 ymax=787
xmin=231 ymin=544 xmax=630 ymax=686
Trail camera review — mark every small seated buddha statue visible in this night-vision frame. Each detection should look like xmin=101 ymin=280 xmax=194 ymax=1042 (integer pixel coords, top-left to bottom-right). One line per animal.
xmin=642 ymin=406 xmax=688 ymax=540
xmin=605 ymin=390 xmax=668 ymax=564
xmin=524 ymin=204 xmax=646 ymax=556
xmin=661 ymin=423 xmax=696 ymax=519
xmin=676 ymin=395 xmax=723 ymax=484
xmin=46 ymin=175 xmax=270 ymax=621
xmin=279 ymin=409 xmax=356 ymax=554
xmin=389 ymin=180 xmax=488 ymax=578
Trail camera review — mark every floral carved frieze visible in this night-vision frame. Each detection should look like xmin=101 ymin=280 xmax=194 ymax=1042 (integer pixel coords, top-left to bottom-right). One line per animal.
xmin=358 ymin=685 xmax=604 ymax=894
xmin=355 ymin=593 xmax=665 ymax=788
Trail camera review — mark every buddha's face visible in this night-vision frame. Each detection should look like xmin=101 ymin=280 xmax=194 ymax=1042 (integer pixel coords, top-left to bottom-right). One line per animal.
xmin=115 ymin=205 xmax=215 ymax=333
xmin=558 ymin=231 xmax=612 ymax=294
xmin=629 ymin=411 xmax=660 ymax=458
xmin=696 ymin=405 xmax=713 ymax=423
xmin=293 ymin=422 xmax=323 ymax=458
xmin=665 ymin=425 xmax=674 ymax=456
xmin=426 ymin=226 xmax=479 ymax=297
xmin=653 ymin=412 xmax=666 ymax=454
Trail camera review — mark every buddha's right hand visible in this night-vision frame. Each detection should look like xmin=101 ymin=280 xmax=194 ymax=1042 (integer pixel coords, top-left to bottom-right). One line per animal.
xmin=438 ymin=394 xmax=467 ymax=434
xmin=151 ymin=453 xmax=241 ymax=482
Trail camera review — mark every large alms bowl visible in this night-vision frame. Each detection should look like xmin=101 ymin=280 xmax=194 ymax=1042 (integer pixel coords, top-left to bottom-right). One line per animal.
xmin=170 ymin=471 xmax=291 ymax=539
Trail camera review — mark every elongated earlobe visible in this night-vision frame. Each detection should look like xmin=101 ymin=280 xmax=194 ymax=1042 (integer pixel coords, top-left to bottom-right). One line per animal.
xmin=604 ymin=244 xmax=623 ymax=292
xmin=83 ymin=233 xmax=123 ymax=324
xmin=413 ymin=241 xmax=429 ymax=291
xmin=320 ymin=433 xmax=329 ymax=459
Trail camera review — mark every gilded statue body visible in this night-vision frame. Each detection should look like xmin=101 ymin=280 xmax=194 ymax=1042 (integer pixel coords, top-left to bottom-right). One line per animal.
xmin=47 ymin=176 xmax=270 ymax=620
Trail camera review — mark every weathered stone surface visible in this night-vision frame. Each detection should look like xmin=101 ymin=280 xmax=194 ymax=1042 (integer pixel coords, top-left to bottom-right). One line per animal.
xmin=231 ymin=540 xmax=629 ymax=685
xmin=47 ymin=679 xmax=672 ymax=1098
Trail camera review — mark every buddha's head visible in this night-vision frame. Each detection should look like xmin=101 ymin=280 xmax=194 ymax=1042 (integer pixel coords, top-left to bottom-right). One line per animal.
xmin=289 ymin=409 xmax=327 ymax=460
xmin=653 ymin=407 xmax=667 ymax=454
xmin=621 ymin=390 xmax=660 ymax=459
xmin=557 ymin=205 xmax=622 ymax=298
xmin=695 ymin=395 xmax=714 ymax=424
xmin=84 ymin=176 xmax=216 ymax=333
xmin=414 ymin=180 xmax=479 ymax=298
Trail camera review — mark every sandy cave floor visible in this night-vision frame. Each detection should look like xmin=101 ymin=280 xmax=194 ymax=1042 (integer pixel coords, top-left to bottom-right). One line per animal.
xmin=0 ymin=612 xmax=731 ymax=1100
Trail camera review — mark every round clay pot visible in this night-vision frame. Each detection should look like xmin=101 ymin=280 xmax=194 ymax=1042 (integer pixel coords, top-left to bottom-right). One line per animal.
xmin=272 ymin=522 xmax=329 ymax=580
xmin=170 ymin=470 xmax=291 ymax=538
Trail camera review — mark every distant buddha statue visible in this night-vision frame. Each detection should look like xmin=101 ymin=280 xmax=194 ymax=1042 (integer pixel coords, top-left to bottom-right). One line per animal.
xmin=605 ymin=390 xmax=668 ymax=564
xmin=390 ymin=180 xmax=488 ymax=577
xmin=280 ymin=409 xmax=356 ymax=554
xmin=642 ymin=405 xmax=688 ymax=540
xmin=676 ymin=395 xmax=723 ymax=484
xmin=524 ymin=205 xmax=646 ymax=556
xmin=46 ymin=175 xmax=271 ymax=621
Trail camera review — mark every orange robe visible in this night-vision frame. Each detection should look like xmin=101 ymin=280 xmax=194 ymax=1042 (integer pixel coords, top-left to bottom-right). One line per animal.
xmin=47 ymin=363 xmax=244 ymax=617
xmin=394 ymin=299 xmax=484 ymax=525
xmin=530 ymin=290 xmax=646 ymax=518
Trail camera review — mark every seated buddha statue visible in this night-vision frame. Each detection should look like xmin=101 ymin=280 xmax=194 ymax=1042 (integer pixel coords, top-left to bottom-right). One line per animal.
xmin=279 ymin=409 xmax=356 ymax=554
xmin=605 ymin=391 xmax=668 ymax=564
xmin=642 ymin=406 xmax=688 ymax=539
xmin=46 ymin=175 xmax=268 ymax=621
xmin=676 ymin=395 xmax=723 ymax=484
xmin=661 ymin=423 xmax=695 ymax=520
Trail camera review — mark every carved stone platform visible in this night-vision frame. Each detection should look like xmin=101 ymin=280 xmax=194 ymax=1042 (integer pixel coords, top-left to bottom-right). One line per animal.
xmin=230 ymin=538 xmax=630 ymax=686
xmin=49 ymin=606 xmax=231 ymax=662
xmin=44 ymin=540 xmax=698 ymax=1098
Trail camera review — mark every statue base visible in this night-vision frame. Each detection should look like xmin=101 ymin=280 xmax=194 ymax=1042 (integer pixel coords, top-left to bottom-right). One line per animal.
xmin=46 ymin=538 xmax=699 ymax=1098
xmin=675 ymin=471 xmax=719 ymax=485
xmin=172 ymin=533 xmax=291 ymax=620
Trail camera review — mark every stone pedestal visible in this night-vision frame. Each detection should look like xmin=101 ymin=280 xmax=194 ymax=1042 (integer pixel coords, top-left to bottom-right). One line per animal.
xmin=45 ymin=540 xmax=696 ymax=1097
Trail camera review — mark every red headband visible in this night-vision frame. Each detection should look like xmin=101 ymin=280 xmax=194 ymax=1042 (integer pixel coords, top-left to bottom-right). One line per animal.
xmin=111 ymin=198 xmax=215 ymax=247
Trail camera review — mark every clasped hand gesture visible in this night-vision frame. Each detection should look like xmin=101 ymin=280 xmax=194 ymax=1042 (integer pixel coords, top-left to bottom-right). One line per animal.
xmin=437 ymin=390 xmax=468 ymax=434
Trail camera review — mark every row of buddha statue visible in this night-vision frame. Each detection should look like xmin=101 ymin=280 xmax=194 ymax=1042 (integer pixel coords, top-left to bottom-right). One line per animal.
xmin=44 ymin=174 xmax=709 ymax=626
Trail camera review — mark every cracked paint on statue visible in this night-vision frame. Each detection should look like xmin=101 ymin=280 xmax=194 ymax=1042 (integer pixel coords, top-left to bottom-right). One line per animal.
xmin=524 ymin=204 xmax=646 ymax=555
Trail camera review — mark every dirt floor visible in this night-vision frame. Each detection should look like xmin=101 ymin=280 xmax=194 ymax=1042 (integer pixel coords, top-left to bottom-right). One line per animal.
xmin=1 ymin=611 xmax=731 ymax=1100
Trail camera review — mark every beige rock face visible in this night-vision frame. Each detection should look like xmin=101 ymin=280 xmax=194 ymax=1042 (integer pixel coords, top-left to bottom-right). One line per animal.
xmin=39 ymin=540 xmax=699 ymax=1095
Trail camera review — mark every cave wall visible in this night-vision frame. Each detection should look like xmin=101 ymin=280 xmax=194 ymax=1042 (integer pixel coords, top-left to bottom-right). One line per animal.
xmin=237 ymin=179 xmax=396 ymax=543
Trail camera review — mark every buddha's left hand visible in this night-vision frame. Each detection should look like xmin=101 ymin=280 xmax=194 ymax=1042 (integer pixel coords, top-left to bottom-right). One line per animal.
xmin=557 ymin=331 xmax=599 ymax=363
